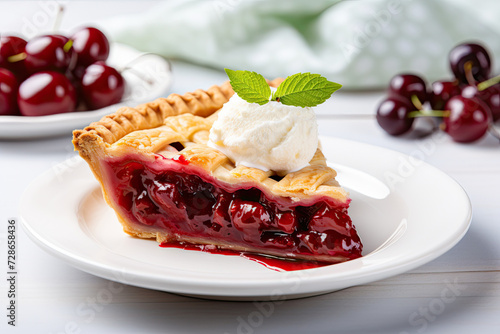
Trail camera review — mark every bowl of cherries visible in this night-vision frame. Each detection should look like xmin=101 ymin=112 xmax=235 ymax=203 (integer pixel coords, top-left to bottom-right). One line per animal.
xmin=0 ymin=27 xmax=171 ymax=139
xmin=376 ymin=42 xmax=500 ymax=143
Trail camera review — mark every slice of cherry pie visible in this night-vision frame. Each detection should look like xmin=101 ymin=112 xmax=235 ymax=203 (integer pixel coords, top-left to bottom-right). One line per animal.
xmin=73 ymin=79 xmax=362 ymax=264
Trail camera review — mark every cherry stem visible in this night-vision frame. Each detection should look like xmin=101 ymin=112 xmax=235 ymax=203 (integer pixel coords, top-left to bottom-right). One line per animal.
xmin=408 ymin=110 xmax=450 ymax=118
xmin=477 ymin=74 xmax=500 ymax=91
xmin=63 ymin=39 xmax=73 ymax=53
xmin=53 ymin=4 xmax=65 ymax=33
xmin=464 ymin=61 xmax=476 ymax=86
xmin=7 ymin=52 xmax=26 ymax=63
xmin=410 ymin=94 xmax=423 ymax=110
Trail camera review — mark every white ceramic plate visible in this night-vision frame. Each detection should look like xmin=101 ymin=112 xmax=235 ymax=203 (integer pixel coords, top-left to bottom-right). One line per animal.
xmin=0 ymin=43 xmax=171 ymax=139
xmin=19 ymin=137 xmax=472 ymax=300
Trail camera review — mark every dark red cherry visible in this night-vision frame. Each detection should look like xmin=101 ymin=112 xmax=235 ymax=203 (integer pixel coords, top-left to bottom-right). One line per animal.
xmin=460 ymin=85 xmax=478 ymax=99
xmin=71 ymin=27 xmax=110 ymax=68
xmin=388 ymin=74 xmax=427 ymax=104
xmin=18 ymin=71 xmax=76 ymax=116
xmin=230 ymin=199 xmax=271 ymax=241
xmin=308 ymin=204 xmax=351 ymax=235
xmin=0 ymin=68 xmax=19 ymax=116
xmin=376 ymin=96 xmax=415 ymax=136
xmin=0 ymin=36 xmax=27 ymax=78
xmin=24 ymin=35 xmax=73 ymax=74
xmin=449 ymin=42 xmax=491 ymax=84
xmin=80 ymin=61 xmax=125 ymax=109
xmin=0 ymin=36 xmax=26 ymax=66
xmin=443 ymin=95 xmax=490 ymax=143
xmin=476 ymin=85 xmax=500 ymax=122
xmin=429 ymin=80 xmax=460 ymax=110
xmin=275 ymin=211 xmax=297 ymax=234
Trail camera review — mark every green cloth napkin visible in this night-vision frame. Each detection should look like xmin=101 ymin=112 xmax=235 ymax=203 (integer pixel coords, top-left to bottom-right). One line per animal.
xmin=103 ymin=0 xmax=500 ymax=89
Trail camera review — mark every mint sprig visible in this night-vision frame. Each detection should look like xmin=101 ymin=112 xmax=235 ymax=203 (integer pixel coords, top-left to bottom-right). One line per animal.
xmin=225 ymin=69 xmax=341 ymax=108
xmin=224 ymin=69 xmax=271 ymax=105
xmin=272 ymin=73 xmax=342 ymax=107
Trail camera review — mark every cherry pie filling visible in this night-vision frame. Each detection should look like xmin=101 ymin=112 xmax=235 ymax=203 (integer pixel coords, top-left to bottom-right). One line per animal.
xmin=102 ymin=153 xmax=362 ymax=263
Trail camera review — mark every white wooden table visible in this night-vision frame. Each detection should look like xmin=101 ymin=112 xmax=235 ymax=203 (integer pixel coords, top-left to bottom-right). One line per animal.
xmin=1 ymin=2 xmax=500 ymax=334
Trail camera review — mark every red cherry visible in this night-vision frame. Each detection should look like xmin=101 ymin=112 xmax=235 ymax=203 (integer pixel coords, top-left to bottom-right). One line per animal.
xmin=212 ymin=193 xmax=232 ymax=227
xmin=0 ymin=36 xmax=27 ymax=78
xmin=0 ymin=68 xmax=19 ymax=116
xmin=460 ymin=85 xmax=479 ymax=99
xmin=449 ymin=43 xmax=491 ymax=84
xmin=80 ymin=61 xmax=125 ymax=109
xmin=274 ymin=211 xmax=296 ymax=234
xmin=376 ymin=96 xmax=415 ymax=136
xmin=476 ymin=85 xmax=500 ymax=122
xmin=18 ymin=71 xmax=76 ymax=116
xmin=429 ymin=81 xmax=460 ymax=110
xmin=308 ymin=204 xmax=351 ymax=235
xmin=230 ymin=199 xmax=271 ymax=241
xmin=388 ymin=74 xmax=427 ymax=104
xmin=71 ymin=27 xmax=110 ymax=68
xmin=24 ymin=35 xmax=73 ymax=74
xmin=443 ymin=95 xmax=490 ymax=143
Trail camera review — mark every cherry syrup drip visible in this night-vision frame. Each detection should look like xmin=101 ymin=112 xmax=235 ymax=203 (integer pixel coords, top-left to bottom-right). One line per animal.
xmin=160 ymin=242 xmax=331 ymax=271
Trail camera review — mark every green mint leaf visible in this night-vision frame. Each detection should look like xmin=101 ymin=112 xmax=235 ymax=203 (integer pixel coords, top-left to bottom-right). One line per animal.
xmin=272 ymin=73 xmax=342 ymax=107
xmin=225 ymin=69 xmax=271 ymax=105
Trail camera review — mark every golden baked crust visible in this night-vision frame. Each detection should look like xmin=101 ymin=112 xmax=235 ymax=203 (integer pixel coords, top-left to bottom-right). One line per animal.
xmin=73 ymin=80 xmax=350 ymax=255
xmin=73 ymin=79 xmax=348 ymax=202
xmin=73 ymin=79 xmax=348 ymax=203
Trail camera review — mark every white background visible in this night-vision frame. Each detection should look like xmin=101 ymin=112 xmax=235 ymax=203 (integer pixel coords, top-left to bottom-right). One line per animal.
xmin=1 ymin=1 xmax=500 ymax=333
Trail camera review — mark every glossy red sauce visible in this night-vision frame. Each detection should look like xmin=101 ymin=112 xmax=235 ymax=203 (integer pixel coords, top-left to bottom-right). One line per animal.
xmin=103 ymin=153 xmax=362 ymax=268
xmin=160 ymin=241 xmax=331 ymax=271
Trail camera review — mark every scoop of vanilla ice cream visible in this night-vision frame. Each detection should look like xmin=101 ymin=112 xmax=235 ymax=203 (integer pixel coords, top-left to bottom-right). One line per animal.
xmin=208 ymin=93 xmax=318 ymax=174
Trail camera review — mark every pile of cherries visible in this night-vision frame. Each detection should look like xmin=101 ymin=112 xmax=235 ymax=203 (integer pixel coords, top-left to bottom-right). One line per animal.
xmin=0 ymin=26 xmax=125 ymax=117
xmin=377 ymin=42 xmax=500 ymax=143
